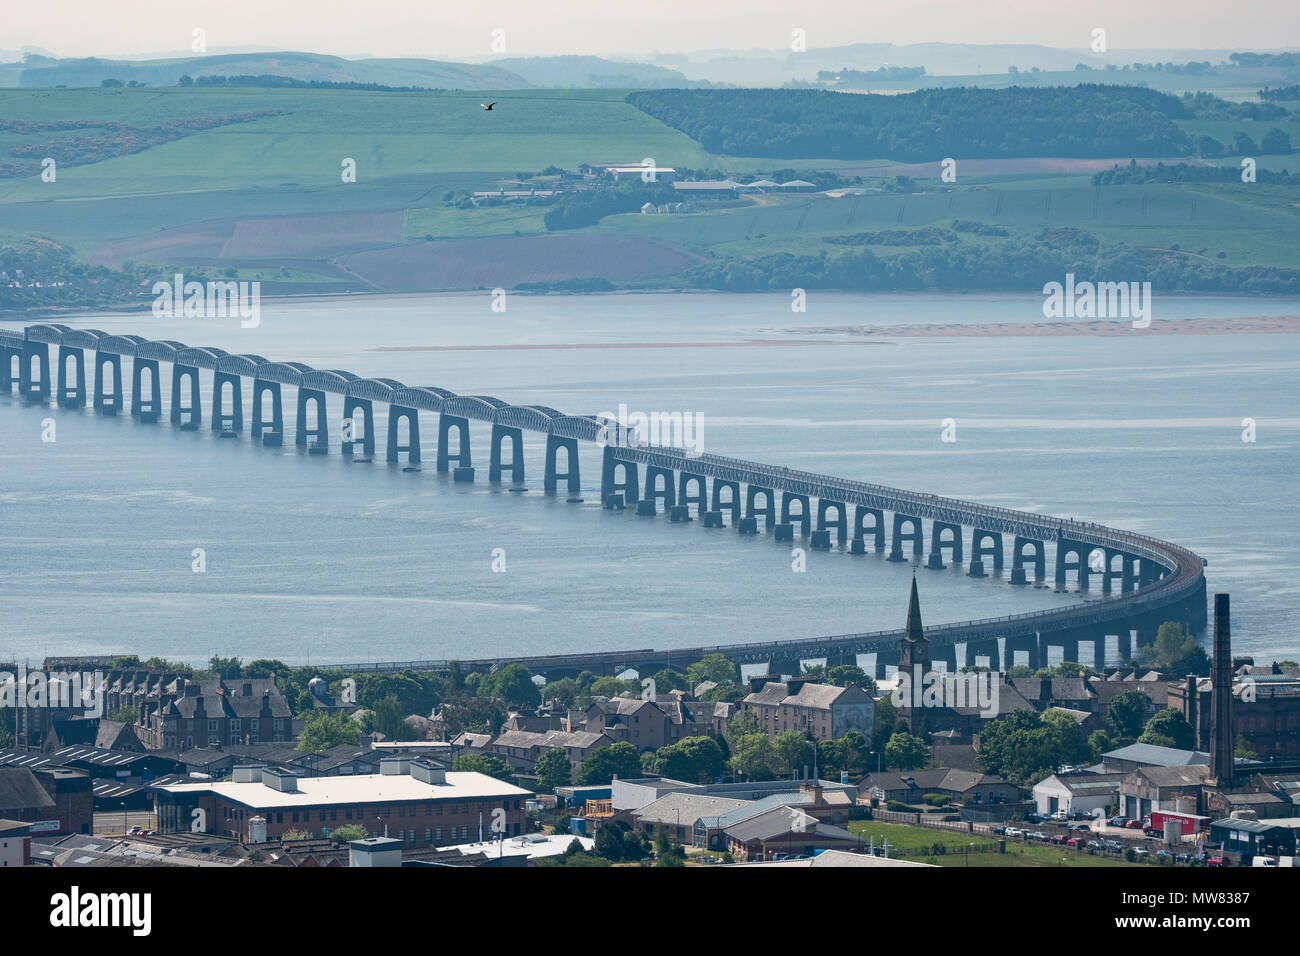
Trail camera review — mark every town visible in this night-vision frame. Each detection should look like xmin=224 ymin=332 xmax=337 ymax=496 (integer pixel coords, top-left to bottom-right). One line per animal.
xmin=3 ymin=584 xmax=1296 ymax=869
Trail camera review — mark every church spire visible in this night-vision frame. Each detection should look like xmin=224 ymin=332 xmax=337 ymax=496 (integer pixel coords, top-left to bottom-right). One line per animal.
xmin=905 ymin=573 xmax=926 ymax=648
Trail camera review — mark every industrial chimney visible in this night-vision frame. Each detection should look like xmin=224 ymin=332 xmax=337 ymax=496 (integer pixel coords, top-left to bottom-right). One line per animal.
xmin=1209 ymin=593 xmax=1235 ymax=786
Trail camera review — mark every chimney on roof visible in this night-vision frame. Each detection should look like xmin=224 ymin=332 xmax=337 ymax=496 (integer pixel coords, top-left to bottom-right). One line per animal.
xmin=242 ymin=682 xmax=253 ymax=697
xmin=1209 ymin=593 xmax=1235 ymax=786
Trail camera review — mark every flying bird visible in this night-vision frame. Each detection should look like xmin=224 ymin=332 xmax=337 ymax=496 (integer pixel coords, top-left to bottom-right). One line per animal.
xmin=481 ymin=102 xmax=496 ymax=111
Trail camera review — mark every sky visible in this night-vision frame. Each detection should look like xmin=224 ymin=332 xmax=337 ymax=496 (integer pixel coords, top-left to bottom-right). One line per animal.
xmin=6 ymin=0 xmax=1299 ymax=61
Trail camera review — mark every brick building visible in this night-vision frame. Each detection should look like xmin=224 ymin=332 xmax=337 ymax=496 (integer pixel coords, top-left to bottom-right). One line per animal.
xmin=152 ymin=758 xmax=530 ymax=846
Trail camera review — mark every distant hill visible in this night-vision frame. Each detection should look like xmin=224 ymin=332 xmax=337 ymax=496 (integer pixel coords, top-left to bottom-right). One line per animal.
xmin=488 ymin=55 xmax=704 ymax=88
xmin=13 ymin=51 xmax=532 ymax=90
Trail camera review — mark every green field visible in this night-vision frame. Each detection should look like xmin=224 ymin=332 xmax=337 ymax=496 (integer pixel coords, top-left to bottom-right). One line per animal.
xmin=2 ymin=85 xmax=1299 ymax=296
xmin=848 ymin=821 xmax=1142 ymax=868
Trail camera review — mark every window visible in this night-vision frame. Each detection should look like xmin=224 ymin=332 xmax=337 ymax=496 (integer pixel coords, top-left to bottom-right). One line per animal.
xmin=250 ymin=719 xmax=259 ymax=733
xmin=230 ymin=719 xmax=241 ymax=733
xmin=274 ymin=719 xmax=284 ymax=731
xmin=461 ymin=826 xmax=469 ymax=840
xmin=425 ymin=828 xmax=432 ymax=842
xmin=208 ymin=720 xmax=219 ymax=732
xmin=435 ymin=827 xmax=442 ymax=843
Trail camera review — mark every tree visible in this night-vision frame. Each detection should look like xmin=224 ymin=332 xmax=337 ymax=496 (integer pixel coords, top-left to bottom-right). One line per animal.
xmin=208 ymin=656 xmax=243 ymax=679
xmin=884 ymin=730 xmax=929 ymax=771
xmin=331 ymin=823 xmax=368 ymax=843
xmin=452 ymin=753 xmax=516 ymax=785
xmin=773 ymin=730 xmax=816 ymax=778
xmin=1233 ymin=131 xmax=1260 ymax=155
xmin=1196 ymin=134 xmax=1225 ymax=157
xmin=593 ymin=820 xmax=649 ymax=862
xmin=476 ymin=663 xmax=540 ymax=709
xmin=724 ymin=709 xmax=760 ymax=746
xmin=297 ymin=711 xmax=360 ymax=753
xmin=870 ymin=697 xmax=897 ymax=756
xmin=1088 ymin=728 xmax=1114 ymax=761
xmin=686 ymin=654 xmax=737 ymax=688
xmin=575 ymin=742 xmax=641 ymax=786
xmin=826 ymin=664 xmax=875 ymax=691
xmin=654 ymin=827 xmax=686 ymax=866
xmin=541 ymin=678 xmax=577 ymax=709
xmin=1261 ymin=128 xmax=1292 ymax=154
xmin=729 ymin=733 xmax=778 ymax=780
xmin=651 ymin=669 xmax=688 ymax=693
xmin=654 ymin=736 xmax=726 ymax=784
xmin=1140 ymin=707 xmax=1195 ymax=749
xmin=1107 ymin=690 xmax=1150 ymax=741
xmin=534 ymin=747 xmax=572 ymax=791
xmin=178 ymin=75 xmax=194 ymax=86
xmin=1041 ymin=709 xmax=1090 ymax=765
xmin=370 ymin=695 xmax=419 ymax=741
xmin=109 ymin=706 xmax=138 ymax=724
xmin=101 ymin=78 xmax=124 ymax=87
xmin=588 ymin=677 xmax=639 ymax=698
xmin=701 ymin=683 xmax=744 ymax=703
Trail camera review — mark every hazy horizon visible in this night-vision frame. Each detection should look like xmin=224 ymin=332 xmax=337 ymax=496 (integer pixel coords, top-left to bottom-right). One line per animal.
xmin=6 ymin=0 xmax=1300 ymax=62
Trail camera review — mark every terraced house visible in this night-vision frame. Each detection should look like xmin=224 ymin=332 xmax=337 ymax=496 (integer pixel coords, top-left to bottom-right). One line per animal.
xmin=136 ymin=677 xmax=294 ymax=750
xmin=742 ymin=678 xmax=874 ymax=741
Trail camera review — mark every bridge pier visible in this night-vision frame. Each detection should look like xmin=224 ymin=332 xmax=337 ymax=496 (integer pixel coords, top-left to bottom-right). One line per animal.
xmin=1116 ymin=630 xmax=1133 ymax=666
xmin=94 ymin=351 xmax=122 ymax=414
xmin=746 ymin=485 xmax=776 ymax=531
xmin=889 ymin=513 xmax=923 ymax=562
xmin=544 ymin=435 xmax=580 ymax=495
xmin=19 ymin=341 xmax=50 ymax=404
xmin=927 ymin=521 xmax=963 ymax=569
xmin=1055 ymin=539 xmax=1090 ymax=590
xmin=643 ymin=465 xmax=676 ymax=515
xmin=1011 ymin=537 xmax=1045 ymax=585
xmin=970 ymin=529 xmax=1003 ymax=577
xmin=780 ymin=492 xmax=811 ymax=537
xmin=131 ymin=358 xmax=161 ymax=421
xmin=437 ymin=414 xmax=471 ymax=472
xmin=388 ymin=405 xmax=421 ymax=464
xmin=251 ymin=380 xmax=284 ymax=439
xmin=211 ymin=371 xmax=243 ymax=433
xmin=711 ymin=479 xmax=740 ymax=525
xmin=677 ymin=472 xmax=707 ymax=516
xmin=852 ymin=506 xmax=886 ymax=553
xmin=933 ymin=644 xmax=958 ymax=673
xmin=600 ymin=447 xmax=639 ymax=505
xmin=489 ymin=423 xmax=521 ymax=481
xmin=56 ymin=345 xmax=86 ymax=408
xmin=170 ymin=365 xmax=201 ymax=425
xmin=969 ymin=639 xmax=1000 ymax=671
xmin=817 ymin=499 xmax=848 ymax=546
xmin=341 ymin=396 xmax=375 ymax=456
xmin=296 ymin=388 xmax=328 ymax=448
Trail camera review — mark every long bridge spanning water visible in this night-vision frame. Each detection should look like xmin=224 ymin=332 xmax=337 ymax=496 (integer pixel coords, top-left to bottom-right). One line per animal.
xmin=1 ymin=323 xmax=1208 ymax=679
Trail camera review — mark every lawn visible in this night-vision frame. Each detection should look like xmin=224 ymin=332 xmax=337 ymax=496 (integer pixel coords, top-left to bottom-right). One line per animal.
xmin=848 ymin=820 xmax=1142 ymax=867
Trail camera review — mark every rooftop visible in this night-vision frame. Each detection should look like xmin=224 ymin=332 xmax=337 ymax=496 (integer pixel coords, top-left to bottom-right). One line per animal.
xmin=155 ymin=770 xmax=530 ymax=809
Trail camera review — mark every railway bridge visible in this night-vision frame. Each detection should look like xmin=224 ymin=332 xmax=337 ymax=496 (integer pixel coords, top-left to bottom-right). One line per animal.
xmin=1 ymin=323 xmax=1208 ymax=678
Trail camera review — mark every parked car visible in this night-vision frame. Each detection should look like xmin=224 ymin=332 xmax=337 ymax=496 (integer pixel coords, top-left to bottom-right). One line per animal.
xmin=1051 ymin=834 xmax=1069 ymax=845
xmin=1004 ymin=827 xmax=1023 ymax=838
xmin=1087 ymin=839 xmax=1105 ymax=851
xmin=1104 ymin=840 xmax=1124 ymax=853
xmin=1027 ymin=831 xmax=1049 ymax=842
xmin=1069 ymin=823 xmax=1091 ymax=832
xmin=1132 ymin=847 xmax=1149 ymax=858
xmin=128 ymin=825 xmax=142 ymax=835
xmin=1124 ymin=819 xmax=1145 ymax=830
xmin=1109 ymin=816 xmax=1125 ymax=827
xmin=1067 ymin=837 xmax=1083 ymax=848
xmin=1206 ymin=856 xmax=1228 ymax=867
xmin=1155 ymin=849 xmax=1170 ymax=860
xmin=992 ymin=825 xmax=1007 ymax=835
xmin=1175 ymin=853 xmax=1191 ymax=865
xmin=1050 ymin=809 xmax=1069 ymax=821
xmin=1070 ymin=809 xmax=1091 ymax=820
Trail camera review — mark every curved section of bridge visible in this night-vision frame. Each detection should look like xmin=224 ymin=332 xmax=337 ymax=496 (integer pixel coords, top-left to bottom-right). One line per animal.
xmin=1 ymin=324 xmax=1208 ymax=678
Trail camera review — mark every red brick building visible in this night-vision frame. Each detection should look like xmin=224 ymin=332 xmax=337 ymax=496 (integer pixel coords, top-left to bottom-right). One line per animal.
xmin=152 ymin=758 xmax=530 ymax=846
